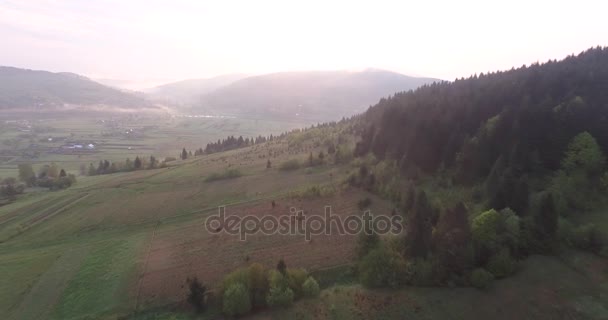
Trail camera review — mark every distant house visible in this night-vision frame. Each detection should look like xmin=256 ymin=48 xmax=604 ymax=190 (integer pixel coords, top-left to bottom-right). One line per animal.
xmin=74 ymin=144 xmax=83 ymax=149
xmin=87 ymin=144 xmax=95 ymax=149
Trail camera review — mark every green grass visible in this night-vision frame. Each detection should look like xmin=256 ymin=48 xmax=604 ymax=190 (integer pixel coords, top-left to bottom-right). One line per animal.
xmin=0 ymin=123 xmax=606 ymax=320
xmin=0 ymin=115 xmax=310 ymax=176
xmin=51 ymin=236 xmax=144 ymax=319
xmin=279 ymin=159 xmax=301 ymax=171
xmin=204 ymin=168 xmax=243 ymax=182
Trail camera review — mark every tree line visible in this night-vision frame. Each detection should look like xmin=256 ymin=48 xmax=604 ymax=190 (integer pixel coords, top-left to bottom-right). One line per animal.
xmin=81 ymin=155 xmax=168 ymax=176
xmin=350 ymin=47 xmax=608 ymax=289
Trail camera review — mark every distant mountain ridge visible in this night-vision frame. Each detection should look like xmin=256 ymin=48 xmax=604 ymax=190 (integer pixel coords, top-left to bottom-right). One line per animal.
xmin=145 ymin=74 xmax=248 ymax=105
xmin=0 ymin=67 xmax=153 ymax=110
xmin=190 ymin=69 xmax=439 ymax=121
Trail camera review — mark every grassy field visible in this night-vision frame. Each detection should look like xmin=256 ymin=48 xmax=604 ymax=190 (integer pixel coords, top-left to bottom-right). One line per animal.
xmin=0 ymin=123 xmax=606 ymax=320
xmin=0 ymin=133 xmax=382 ymax=319
xmin=0 ymin=114 xmax=310 ymax=177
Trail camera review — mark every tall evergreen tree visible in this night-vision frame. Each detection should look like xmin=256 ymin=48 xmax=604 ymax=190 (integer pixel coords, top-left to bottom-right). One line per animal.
xmin=404 ymin=191 xmax=433 ymax=258
xmin=535 ymin=192 xmax=558 ymax=241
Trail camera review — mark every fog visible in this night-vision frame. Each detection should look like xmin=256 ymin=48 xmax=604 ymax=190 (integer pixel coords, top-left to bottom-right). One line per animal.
xmin=0 ymin=0 xmax=606 ymax=88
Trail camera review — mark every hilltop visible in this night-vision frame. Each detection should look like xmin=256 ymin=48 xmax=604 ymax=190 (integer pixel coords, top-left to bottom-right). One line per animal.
xmin=145 ymin=74 xmax=248 ymax=106
xmin=0 ymin=67 xmax=155 ymax=112
xmin=187 ymin=69 xmax=438 ymax=121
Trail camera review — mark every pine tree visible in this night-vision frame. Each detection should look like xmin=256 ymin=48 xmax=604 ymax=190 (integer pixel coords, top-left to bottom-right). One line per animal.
xmin=404 ymin=191 xmax=433 ymax=258
xmin=535 ymin=192 xmax=558 ymax=240
xmin=434 ymin=202 xmax=471 ymax=274
xmin=181 ymin=148 xmax=188 ymax=160
xmin=134 ymin=156 xmax=142 ymax=169
xmin=277 ymin=259 xmax=287 ymax=275
xmin=88 ymin=163 xmax=96 ymax=176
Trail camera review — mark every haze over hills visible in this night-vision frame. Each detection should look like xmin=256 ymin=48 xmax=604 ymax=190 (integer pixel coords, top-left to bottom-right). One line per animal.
xmin=145 ymin=74 xmax=248 ymax=106
xmin=190 ymin=69 xmax=439 ymax=121
xmin=0 ymin=67 xmax=153 ymax=112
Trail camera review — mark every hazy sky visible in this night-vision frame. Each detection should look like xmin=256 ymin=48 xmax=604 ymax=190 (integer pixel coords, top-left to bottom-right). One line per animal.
xmin=0 ymin=0 xmax=606 ymax=89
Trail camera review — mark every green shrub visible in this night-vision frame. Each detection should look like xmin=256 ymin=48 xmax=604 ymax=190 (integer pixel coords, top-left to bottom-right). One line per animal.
xmin=470 ymin=268 xmax=494 ymax=289
xmin=472 ymin=209 xmax=501 ymax=252
xmin=335 ymin=146 xmax=353 ymax=164
xmin=268 ymin=270 xmax=289 ymax=289
xmin=286 ymin=268 xmax=308 ymax=298
xmin=358 ymin=246 xmax=406 ymax=288
xmin=570 ymin=224 xmax=607 ymax=253
xmin=205 ymin=169 xmax=243 ymax=182
xmin=248 ymin=263 xmax=269 ymax=308
xmin=266 ymin=286 xmax=294 ymax=307
xmin=223 ymin=283 xmax=251 ymax=316
xmin=301 ymin=277 xmax=320 ymax=297
xmin=221 ymin=268 xmax=250 ymax=294
xmin=355 ymin=231 xmax=380 ymax=258
xmin=279 ymin=159 xmax=301 ymax=171
xmin=486 ymin=248 xmax=517 ymax=278
xmin=557 ymin=217 xmax=574 ymax=243
xmin=406 ymin=258 xmax=435 ymax=286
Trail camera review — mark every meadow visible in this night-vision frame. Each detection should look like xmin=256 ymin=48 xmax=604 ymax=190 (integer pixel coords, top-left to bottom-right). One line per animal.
xmin=0 ymin=120 xmax=606 ymax=320
xmin=0 ymin=113 xmax=309 ymax=177
xmin=0 ymin=133 xmax=387 ymax=319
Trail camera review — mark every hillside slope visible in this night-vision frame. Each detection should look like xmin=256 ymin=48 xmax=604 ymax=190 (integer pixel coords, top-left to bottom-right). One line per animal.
xmin=193 ymin=69 xmax=438 ymax=121
xmin=358 ymin=47 xmax=608 ymax=180
xmin=145 ymin=74 xmax=247 ymax=105
xmin=0 ymin=67 xmax=152 ymax=110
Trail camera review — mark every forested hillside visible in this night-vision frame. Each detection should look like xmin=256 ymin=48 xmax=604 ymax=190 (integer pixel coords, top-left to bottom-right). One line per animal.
xmin=330 ymin=48 xmax=608 ymax=304
xmin=0 ymin=67 xmax=151 ymax=109
xmin=358 ymin=47 xmax=608 ymax=185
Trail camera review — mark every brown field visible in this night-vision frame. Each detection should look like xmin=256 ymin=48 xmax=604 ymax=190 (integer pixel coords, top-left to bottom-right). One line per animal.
xmin=137 ymin=190 xmax=394 ymax=309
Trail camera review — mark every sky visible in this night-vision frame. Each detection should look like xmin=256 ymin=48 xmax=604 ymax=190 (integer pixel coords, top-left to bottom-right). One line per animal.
xmin=0 ymin=0 xmax=606 ymax=89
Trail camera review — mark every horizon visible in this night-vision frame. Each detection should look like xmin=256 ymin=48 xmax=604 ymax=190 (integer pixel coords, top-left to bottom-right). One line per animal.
xmin=1 ymin=0 xmax=606 ymax=90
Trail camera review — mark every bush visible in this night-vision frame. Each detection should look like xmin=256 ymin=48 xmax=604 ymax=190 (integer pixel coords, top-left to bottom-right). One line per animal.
xmin=301 ymin=277 xmax=320 ymax=297
xmin=485 ymin=248 xmax=517 ymax=278
xmin=472 ymin=209 xmax=501 ymax=253
xmin=335 ymin=146 xmax=354 ymax=164
xmin=570 ymin=224 xmax=607 ymax=253
xmin=279 ymin=159 xmax=301 ymax=171
xmin=221 ymin=268 xmax=250 ymax=294
xmin=287 ymin=268 xmax=308 ymax=298
xmin=223 ymin=283 xmax=251 ymax=316
xmin=355 ymin=231 xmax=380 ymax=259
xmin=358 ymin=246 xmax=406 ymax=288
xmin=248 ymin=263 xmax=269 ymax=307
xmin=266 ymin=286 xmax=294 ymax=307
xmin=557 ymin=217 xmax=574 ymax=243
xmin=406 ymin=258 xmax=435 ymax=286
xmin=266 ymin=270 xmax=295 ymax=307
xmin=470 ymin=268 xmax=494 ymax=289
xmin=205 ymin=169 xmax=243 ymax=182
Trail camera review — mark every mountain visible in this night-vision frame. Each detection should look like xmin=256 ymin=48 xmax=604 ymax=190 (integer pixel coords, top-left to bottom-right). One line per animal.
xmin=0 ymin=67 xmax=153 ymax=110
xmin=356 ymin=47 xmax=608 ymax=185
xmin=192 ymin=69 xmax=438 ymax=121
xmin=145 ymin=74 xmax=247 ymax=105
